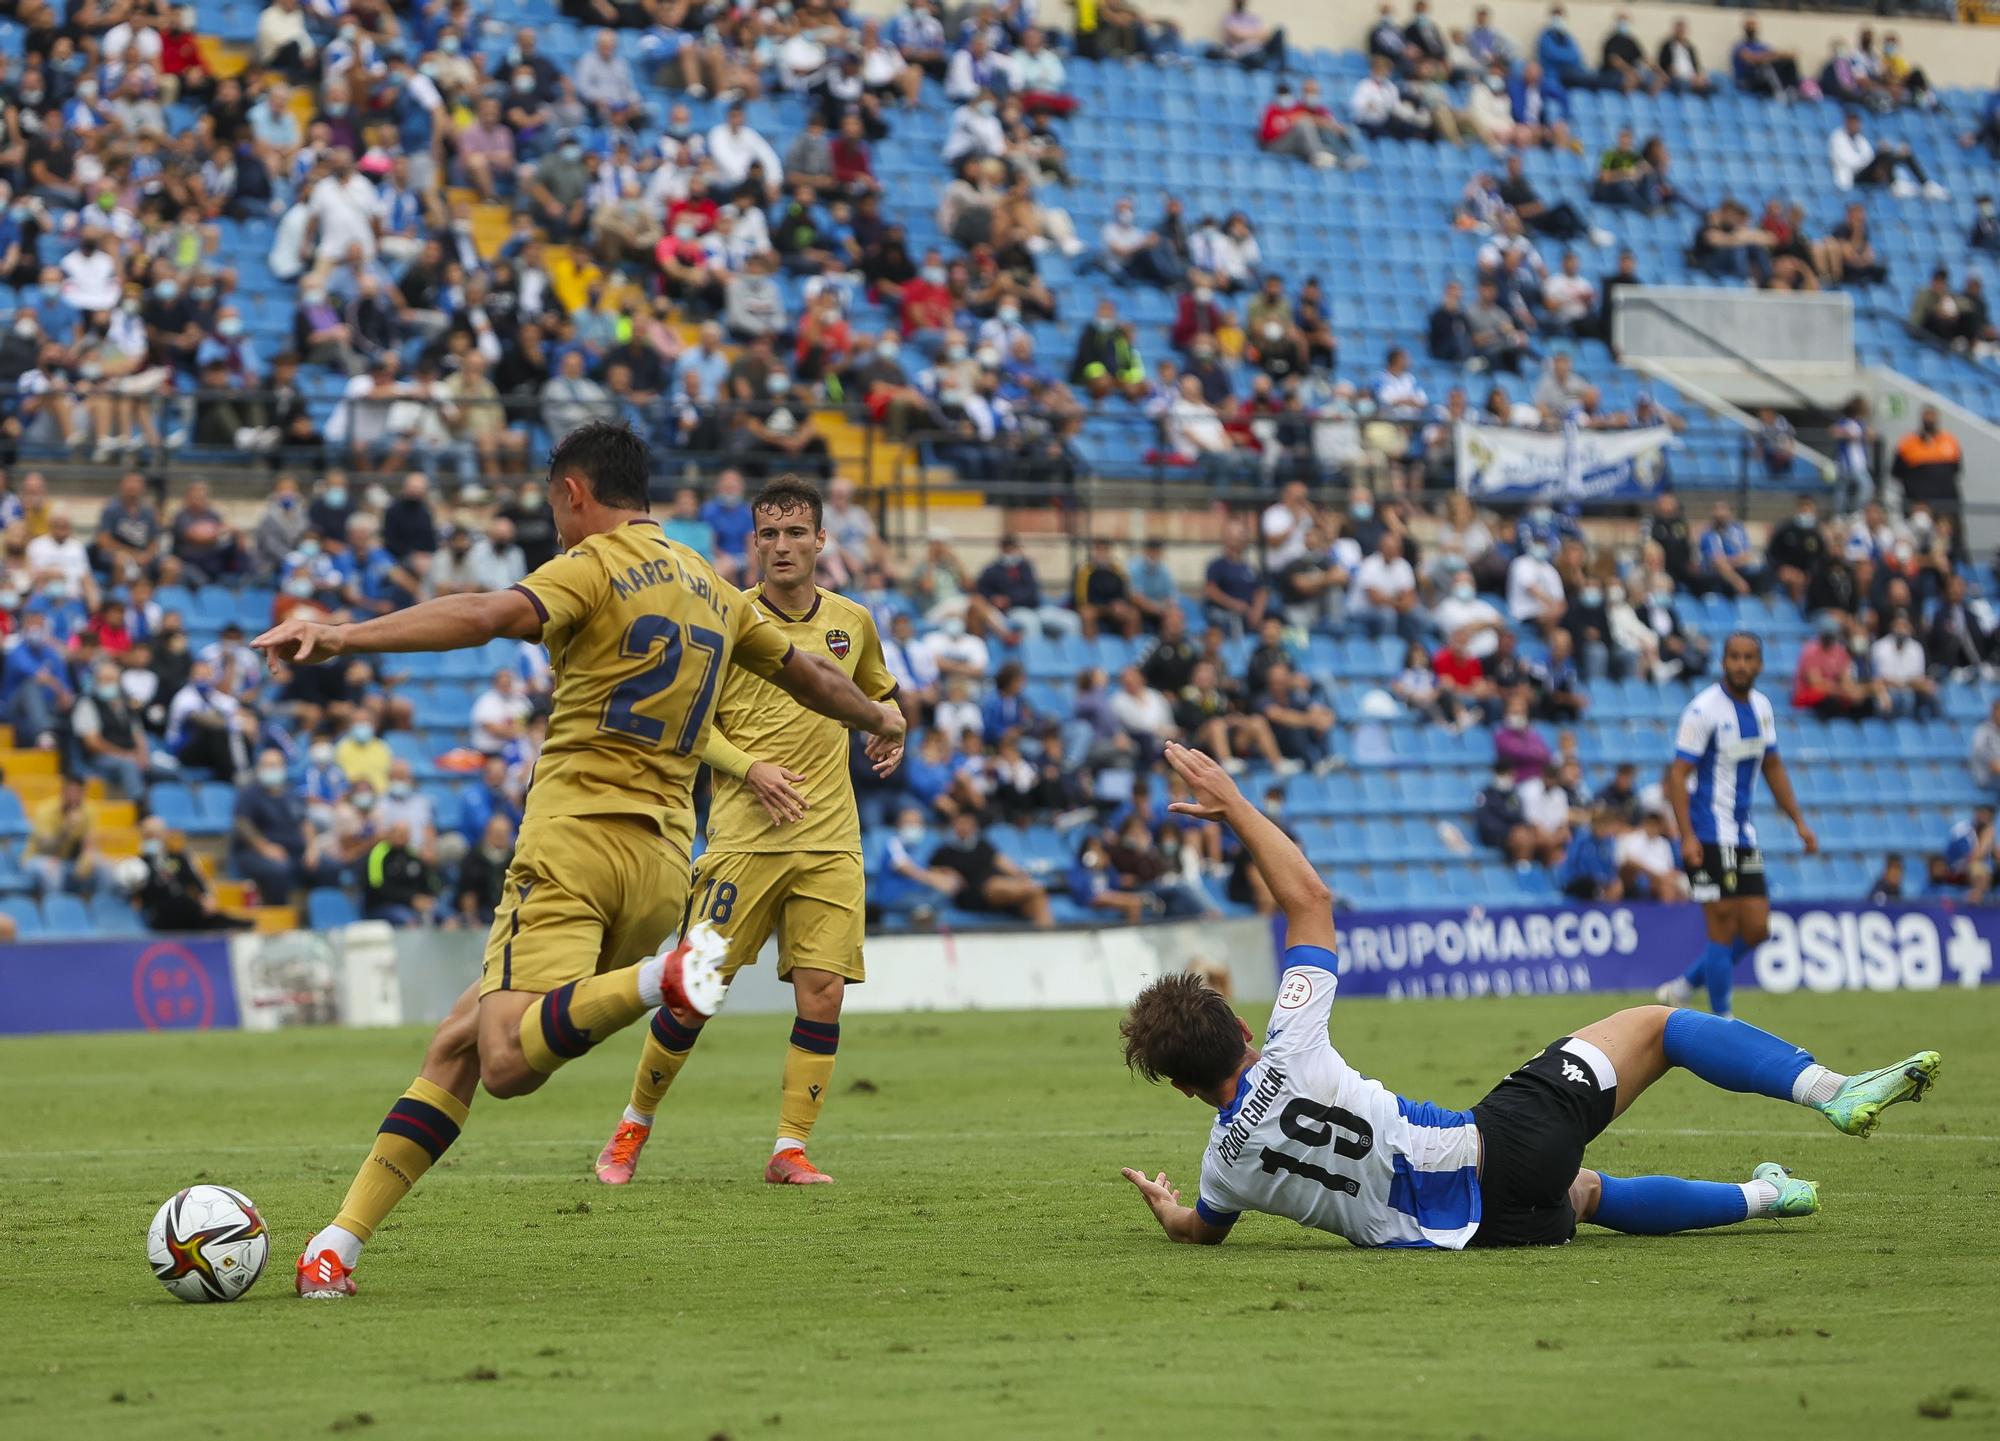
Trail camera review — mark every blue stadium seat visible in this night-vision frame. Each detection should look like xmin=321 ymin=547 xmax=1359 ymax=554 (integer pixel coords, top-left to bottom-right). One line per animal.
xmin=41 ymin=894 xmax=90 ymax=937
xmin=306 ymin=888 xmax=361 ymax=930
xmin=147 ymin=783 xmax=201 ymax=834
xmin=89 ymin=893 xmax=145 ymax=936
xmin=0 ymin=792 xmax=26 ymax=841
xmin=0 ymin=895 xmax=41 ymax=937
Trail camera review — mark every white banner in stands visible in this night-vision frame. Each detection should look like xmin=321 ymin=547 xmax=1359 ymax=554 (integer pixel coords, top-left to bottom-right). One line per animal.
xmin=228 ymin=922 xmax=403 ymax=1030
xmin=1455 ymin=419 xmax=1674 ymax=502
xmin=841 ymin=917 xmax=1276 ymax=1015
xmin=249 ymin=918 xmax=1282 ymax=1028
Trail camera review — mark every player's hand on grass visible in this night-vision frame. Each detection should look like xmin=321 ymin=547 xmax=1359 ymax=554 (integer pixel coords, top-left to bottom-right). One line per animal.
xmin=745 ymin=761 xmax=809 ymax=825
xmin=253 ymin=617 xmax=344 ymax=668
xmin=1121 ymin=1167 xmax=1182 ymax=1216
xmin=1796 ymin=820 xmax=1819 ymax=856
xmin=1163 ymin=742 xmax=1242 ymax=822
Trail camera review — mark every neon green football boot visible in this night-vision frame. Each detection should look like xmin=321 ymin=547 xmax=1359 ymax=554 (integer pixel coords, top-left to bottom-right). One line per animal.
xmin=1751 ymin=1161 xmax=1819 ymax=1219
xmin=1817 ymin=1051 xmax=1942 ymax=1138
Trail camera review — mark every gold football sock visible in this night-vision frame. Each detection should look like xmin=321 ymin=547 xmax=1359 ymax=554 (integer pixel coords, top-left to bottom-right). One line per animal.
xmin=331 ymin=1077 xmax=471 ymax=1243
xmin=776 ymin=1018 xmax=839 ymax=1149
xmin=516 ymin=968 xmax=655 ymax=1076
xmin=627 ymin=1008 xmax=707 ymax=1119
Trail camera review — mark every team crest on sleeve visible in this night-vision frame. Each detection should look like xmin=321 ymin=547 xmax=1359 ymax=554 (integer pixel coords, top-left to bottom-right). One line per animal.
xmin=1277 ymin=972 xmax=1314 ymax=1009
xmin=824 ymin=628 xmax=852 ymax=659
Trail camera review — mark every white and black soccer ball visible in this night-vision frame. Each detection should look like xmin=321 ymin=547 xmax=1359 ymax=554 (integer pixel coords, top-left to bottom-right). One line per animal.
xmin=146 ymin=1185 xmax=270 ymax=1303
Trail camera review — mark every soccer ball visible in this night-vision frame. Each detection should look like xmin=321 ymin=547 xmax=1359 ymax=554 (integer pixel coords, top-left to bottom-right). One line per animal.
xmin=112 ymin=856 xmax=150 ymax=894
xmin=146 ymin=1185 xmax=270 ymax=1303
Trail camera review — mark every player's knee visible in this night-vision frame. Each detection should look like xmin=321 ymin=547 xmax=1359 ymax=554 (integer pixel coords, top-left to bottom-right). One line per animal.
xmin=1568 ymin=1169 xmax=1602 ymax=1222
xmin=479 ymin=1057 xmax=538 ymax=1099
xmin=792 ymin=969 xmax=846 ymax=1021
xmin=1609 ymin=1004 xmax=1673 ymax=1043
xmin=426 ymin=1010 xmax=480 ymax=1069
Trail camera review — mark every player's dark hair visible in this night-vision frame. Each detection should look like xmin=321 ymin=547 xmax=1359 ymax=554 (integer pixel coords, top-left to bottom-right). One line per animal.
xmin=546 ymin=421 xmax=652 ymax=511
xmin=1724 ymin=630 xmax=1763 ymax=656
xmin=752 ymin=475 xmax=824 ymax=531
xmin=1121 ymin=972 xmax=1247 ymax=1091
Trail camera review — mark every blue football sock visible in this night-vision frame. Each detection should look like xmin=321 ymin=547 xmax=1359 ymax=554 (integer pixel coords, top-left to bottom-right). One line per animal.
xmin=1679 ymin=953 xmax=1706 ymax=987
xmin=1663 ymin=1008 xmax=1816 ymax=1101
xmin=1591 ymin=1174 xmax=1749 ymax=1235
xmin=1699 ymin=939 xmax=1736 ymax=1015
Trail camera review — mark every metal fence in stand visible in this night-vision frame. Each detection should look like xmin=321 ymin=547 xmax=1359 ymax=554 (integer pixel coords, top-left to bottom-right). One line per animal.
xmin=0 ymin=382 xmax=1919 ymax=542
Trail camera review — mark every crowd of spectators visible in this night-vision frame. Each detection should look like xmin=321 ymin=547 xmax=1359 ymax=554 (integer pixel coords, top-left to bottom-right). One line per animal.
xmin=3 ymin=428 xmax=1994 ymax=929
xmin=0 ymin=0 xmax=1994 ymax=936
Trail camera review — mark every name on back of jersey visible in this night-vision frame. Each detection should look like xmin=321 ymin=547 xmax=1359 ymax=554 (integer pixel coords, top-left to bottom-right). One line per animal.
xmin=1215 ymin=1066 xmax=1289 ymax=1165
xmin=608 ymin=553 xmax=731 ymax=621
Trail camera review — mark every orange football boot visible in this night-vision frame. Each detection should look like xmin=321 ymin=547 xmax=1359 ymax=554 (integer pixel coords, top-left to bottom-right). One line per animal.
xmin=765 ymin=1148 xmax=835 ymax=1185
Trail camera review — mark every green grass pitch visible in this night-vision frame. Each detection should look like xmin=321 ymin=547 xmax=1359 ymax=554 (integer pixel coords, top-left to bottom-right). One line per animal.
xmin=1 ymin=988 xmax=1994 ymax=1440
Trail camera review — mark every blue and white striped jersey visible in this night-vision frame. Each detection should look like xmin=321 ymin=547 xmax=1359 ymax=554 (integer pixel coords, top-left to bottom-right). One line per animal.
xmin=1673 ymin=684 xmax=1779 ymax=848
xmin=1195 ymin=946 xmax=1483 ymax=1250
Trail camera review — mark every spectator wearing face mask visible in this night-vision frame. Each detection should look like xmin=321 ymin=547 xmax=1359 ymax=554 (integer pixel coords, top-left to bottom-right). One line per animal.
xmin=1793 ymin=617 xmax=1880 ymax=719
xmin=363 ymin=821 xmax=440 ymax=927
xmin=1871 ymin=611 xmax=1940 ymax=719
xmin=232 ymin=746 xmax=318 ymax=900
xmin=335 ymin=713 xmax=393 ymax=791
xmin=376 ymin=759 xmax=437 ymax=851
xmin=1505 ymin=535 xmax=1566 ymax=636
xmin=1557 ymin=805 xmax=1627 ymax=901
xmin=1696 ymin=501 xmax=1759 ymax=597
xmin=1473 ymin=762 xmax=1538 ymax=867
xmin=942 ymin=88 xmax=1006 ymax=166
xmin=301 ymin=737 xmax=349 ymax=816
xmin=70 ymin=659 xmax=166 ymax=798
xmin=160 ymin=657 xmax=244 ymax=777
xmin=1494 ymin=695 xmax=1552 ymax=783
xmin=1892 ymin=407 xmax=1964 ymax=514
xmin=1971 ymin=196 xmax=2000 ymax=255
xmin=135 ymin=816 xmax=255 ymax=932
xmin=1093 ymin=197 xmax=1180 ymax=289
xmin=1257 ymin=79 xmax=1362 ymax=170
xmin=1069 ymin=831 xmax=1157 ymax=923
xmin=250 ymin=476 xmax=309 ymax=577
xmin=456 ymin=814 xmax=518 ymax=925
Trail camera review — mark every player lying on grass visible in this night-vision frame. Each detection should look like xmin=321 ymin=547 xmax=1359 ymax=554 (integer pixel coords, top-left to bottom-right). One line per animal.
xmin=1119 ymin=743 xmax=1942 ymax=1250
xmin=253 ymin=424 xmax=904 ymax=1298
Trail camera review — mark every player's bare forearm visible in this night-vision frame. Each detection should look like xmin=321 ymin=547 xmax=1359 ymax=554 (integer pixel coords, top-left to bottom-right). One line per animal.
xmin=1763 ymin=751 xmax=1816 ymax=850
xmin=1763 ymin=751 xmax=1804 ymax=826
xmin=1666 ymin=758 xmax=1697 ymax=851
xmin=1121 ymin=1167 xmax=1229 ymax=1245
xmin=771 ymin=651 xmax=904 ymax=738
xmin=254 ymin=590 xmax=540 ymax=666
xmin=1164 ymin=743 xmax=1332 ymax=950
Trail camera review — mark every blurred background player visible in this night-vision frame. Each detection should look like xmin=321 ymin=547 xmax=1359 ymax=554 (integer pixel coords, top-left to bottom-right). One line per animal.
xmin=1118 ymin=743 xmax=1938 ymax=1252
xmin=1656 ymin=634 xmax=1817 ymax=1020
xmin=597 ymin=476 xmax=905 ymax=1188
xmin=258 ymin=423 xmax=903 ymax=1299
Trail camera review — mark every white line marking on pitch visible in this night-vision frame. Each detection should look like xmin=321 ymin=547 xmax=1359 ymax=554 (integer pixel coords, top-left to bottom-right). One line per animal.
xmin=0 ymin=1125 xmax=1993 ymax=1166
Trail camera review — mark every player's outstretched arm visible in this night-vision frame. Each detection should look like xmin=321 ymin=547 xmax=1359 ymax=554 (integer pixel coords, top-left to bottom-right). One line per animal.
xmin=253 ymin=590 xmax=542 ymax=666
xmin=1120 ymin=1168 xmax=1230 ymax=1245
xmin=1163 ymin=742 xmax=1334 ymax=952
xmin=1761 ymin=750 xmax=1817 ymax=855
xmin=768 ymin=650 xmax=908 ymax=745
